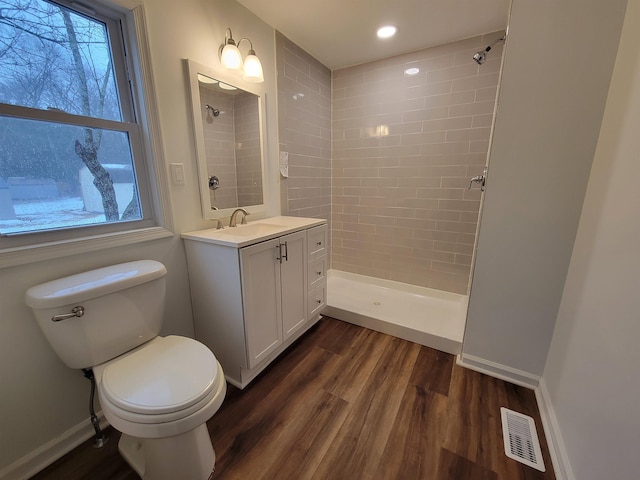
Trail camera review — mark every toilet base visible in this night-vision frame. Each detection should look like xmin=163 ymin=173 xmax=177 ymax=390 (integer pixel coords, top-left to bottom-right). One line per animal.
xmin=118 ymin=424 xmax=215 ymax=480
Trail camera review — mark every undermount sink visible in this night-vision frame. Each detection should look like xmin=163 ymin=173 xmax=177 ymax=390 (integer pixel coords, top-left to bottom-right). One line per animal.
xmin=217 ymin=223 xmax=287 ymax=237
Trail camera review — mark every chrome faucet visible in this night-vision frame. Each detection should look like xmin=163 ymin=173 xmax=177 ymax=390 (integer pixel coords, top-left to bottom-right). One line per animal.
xmin=229 ymin=208 xmax=250 ymax=227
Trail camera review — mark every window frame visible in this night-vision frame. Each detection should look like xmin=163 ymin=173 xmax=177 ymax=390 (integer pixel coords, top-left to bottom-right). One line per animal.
xmin=0 ymin=0 xmax=173 ymax=268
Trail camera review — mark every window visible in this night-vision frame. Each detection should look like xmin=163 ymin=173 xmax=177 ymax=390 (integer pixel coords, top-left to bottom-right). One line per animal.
xmin=0 ymin=0 xmax=168 ymax=260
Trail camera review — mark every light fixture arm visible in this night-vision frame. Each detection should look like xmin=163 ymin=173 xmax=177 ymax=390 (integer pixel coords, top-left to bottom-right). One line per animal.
xmin=237 ymin=38 xmax=254 ymax=54
xmin=224 ymin=28 xmax=236 ymax=47
xmin=220 ymin=29 xmax=255 ymax=56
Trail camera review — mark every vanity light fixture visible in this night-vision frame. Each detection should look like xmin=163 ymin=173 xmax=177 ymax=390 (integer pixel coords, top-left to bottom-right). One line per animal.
xmin=220 ymin=28 xmax=264 ymax=83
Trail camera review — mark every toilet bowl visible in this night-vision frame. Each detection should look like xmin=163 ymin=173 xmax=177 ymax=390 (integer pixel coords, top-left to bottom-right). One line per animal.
xmin=93 ymin=336 xmax=226 ymax=478
xmin=25 ymin=260 xmax=226 ymax=480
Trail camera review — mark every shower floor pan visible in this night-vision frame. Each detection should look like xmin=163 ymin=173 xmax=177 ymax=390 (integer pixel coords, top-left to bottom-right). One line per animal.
xmin=325 ymin=270 xmax=467 ymax=354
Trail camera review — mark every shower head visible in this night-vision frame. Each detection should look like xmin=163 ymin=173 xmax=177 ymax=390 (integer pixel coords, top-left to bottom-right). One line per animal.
xmin=473 ymin=35 xmax=506 ymax=65
xmin=473 ymin=51 xmax=487 ymax=65
xmin=205 ymin=104 xmax=220 ymax=117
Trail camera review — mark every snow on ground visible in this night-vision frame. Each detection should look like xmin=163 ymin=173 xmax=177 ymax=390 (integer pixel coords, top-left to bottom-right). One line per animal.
xmin=0 ymin=197 xmax=106 ymax=234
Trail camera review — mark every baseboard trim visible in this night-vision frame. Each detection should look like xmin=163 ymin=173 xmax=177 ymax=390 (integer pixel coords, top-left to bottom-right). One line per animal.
xmin=535 ymin=380 xmax=575 ymax=480
xmin=456 ymin=353 xmax=540 ymax=389
xmin=0 ymin=413 xmax=109 ymax=480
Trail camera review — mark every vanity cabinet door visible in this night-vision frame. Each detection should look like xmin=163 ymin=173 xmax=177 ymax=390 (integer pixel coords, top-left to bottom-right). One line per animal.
xmin=280 ymin=230 xmax=307 ymax=339
xmin=240 ymin=238 xmax=283 ymax=368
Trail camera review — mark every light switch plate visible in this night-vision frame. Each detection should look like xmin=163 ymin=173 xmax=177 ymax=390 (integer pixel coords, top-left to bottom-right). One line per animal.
xmin=170 ymin=163 xmax=185 ymax=186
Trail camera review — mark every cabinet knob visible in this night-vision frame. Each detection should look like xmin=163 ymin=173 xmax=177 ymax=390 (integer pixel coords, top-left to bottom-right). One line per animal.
xmin=316 ymin=299 xmax=322 ymax=304
xmin=316 ymin=241 xmax=322 ymax=246
xmin=317 ymin=271 xmax=322 ymax=275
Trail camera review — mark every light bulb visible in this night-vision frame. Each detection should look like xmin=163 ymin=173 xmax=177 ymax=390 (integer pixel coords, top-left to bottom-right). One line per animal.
xmin=221 ymin=43 xmax=242 ymax=70
xmin=242 ymin=52 xmax=264 ymax=83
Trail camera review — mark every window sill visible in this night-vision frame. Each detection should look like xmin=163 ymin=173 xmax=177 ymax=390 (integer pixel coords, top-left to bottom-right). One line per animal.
xmin=0 ymin=226 xmax=173 ymax=269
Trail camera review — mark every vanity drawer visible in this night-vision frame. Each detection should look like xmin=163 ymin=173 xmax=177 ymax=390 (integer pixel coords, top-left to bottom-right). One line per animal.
xmin=307 ymin=225 xmax=327 ymax=260
xmin=308 ymin=256 xmax=327 ymax=289
xmin=308 ymin=284 xmax=326 ymax=320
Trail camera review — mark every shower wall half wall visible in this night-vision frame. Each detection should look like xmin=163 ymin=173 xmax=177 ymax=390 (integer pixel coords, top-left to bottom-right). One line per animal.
xmin=332 ymin=32 xmax=503 ymax=295
xmin=276 ymin=32 xmax=332 ymax=223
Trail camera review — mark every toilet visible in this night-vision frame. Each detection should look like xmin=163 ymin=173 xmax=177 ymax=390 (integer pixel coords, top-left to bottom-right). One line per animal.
xmin=25 ymin=260 xmax=226 ymax=480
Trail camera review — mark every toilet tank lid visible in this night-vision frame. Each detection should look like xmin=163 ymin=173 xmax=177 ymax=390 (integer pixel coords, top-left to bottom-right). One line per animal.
xmin=25 ymin=260 xmax=167 ymax=309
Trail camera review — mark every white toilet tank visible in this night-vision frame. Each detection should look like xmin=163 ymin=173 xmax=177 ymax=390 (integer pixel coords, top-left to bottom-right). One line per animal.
xmin=25 ymin=260 xmax=167 ymax=369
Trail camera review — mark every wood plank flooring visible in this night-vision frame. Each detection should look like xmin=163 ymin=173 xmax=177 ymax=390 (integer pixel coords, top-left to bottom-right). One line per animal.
xmin=31 ymin=317 xmax=556 ymax=480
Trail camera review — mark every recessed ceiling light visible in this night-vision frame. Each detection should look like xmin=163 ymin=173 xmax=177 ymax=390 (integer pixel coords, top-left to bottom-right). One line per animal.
xmin=404 ymin=67 xmax=420 ymax=76
xmin=377 ymin=25 xmax=397 ymax=39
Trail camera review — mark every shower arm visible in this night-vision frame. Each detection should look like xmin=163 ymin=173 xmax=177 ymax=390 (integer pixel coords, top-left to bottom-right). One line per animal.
xmin=484 ymin=35 xmax=506 ymax=54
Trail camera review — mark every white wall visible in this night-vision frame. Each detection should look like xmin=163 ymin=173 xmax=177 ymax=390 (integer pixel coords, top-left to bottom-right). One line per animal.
xmin=0 ymin=0 xmax=279 ymax=475
xmin=462 ymin=0 xmax=627 ymax=377
xmin=541 ymin=0 xmax=640 ymax=477
xmin=143 ymin=0 xmax=281 ymax=228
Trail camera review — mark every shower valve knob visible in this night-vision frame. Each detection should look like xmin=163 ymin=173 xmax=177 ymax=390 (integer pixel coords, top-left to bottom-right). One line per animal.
xmin=467 ymin=168 xmax=487 ymax=191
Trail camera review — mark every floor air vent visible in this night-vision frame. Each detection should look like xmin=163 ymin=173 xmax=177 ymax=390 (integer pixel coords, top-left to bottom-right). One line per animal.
xmin=500 ymin=407 xmax=546 ymax=472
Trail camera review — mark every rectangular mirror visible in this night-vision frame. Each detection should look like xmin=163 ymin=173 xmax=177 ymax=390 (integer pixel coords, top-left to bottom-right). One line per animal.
xmin=186 ymin=60 xmax=266 ymax=220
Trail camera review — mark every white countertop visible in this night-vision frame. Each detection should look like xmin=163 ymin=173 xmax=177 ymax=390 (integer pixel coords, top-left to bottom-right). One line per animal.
xmin=181 ymin=216 xmax=327 ymax=248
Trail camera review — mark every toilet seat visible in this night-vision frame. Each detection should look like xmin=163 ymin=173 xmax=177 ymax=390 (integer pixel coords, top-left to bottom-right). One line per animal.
xmin=100 ymin=336 xmax=219 ymax=423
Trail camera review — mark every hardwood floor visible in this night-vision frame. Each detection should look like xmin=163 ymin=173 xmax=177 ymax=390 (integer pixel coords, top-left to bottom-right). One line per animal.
xmin=31 ymin=317 xmax=556 ymax=480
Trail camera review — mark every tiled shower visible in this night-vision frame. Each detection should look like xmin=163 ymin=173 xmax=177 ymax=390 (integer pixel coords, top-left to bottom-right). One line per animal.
xmin=277 ymin=31 xmax=503 ymax=295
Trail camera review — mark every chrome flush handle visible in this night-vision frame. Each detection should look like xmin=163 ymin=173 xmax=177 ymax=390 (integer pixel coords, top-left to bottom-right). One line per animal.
xmin=51 ymin=305 xmax=85 ymax=322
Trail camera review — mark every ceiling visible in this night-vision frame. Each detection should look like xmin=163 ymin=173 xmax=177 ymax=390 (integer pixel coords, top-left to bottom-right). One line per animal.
xmin=235 ymin=0 xmax=511 ymax=70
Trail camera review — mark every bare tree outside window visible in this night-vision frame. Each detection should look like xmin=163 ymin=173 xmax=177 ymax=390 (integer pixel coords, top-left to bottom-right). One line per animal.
xmin=0 ymin=0 xmax=142 ymax=234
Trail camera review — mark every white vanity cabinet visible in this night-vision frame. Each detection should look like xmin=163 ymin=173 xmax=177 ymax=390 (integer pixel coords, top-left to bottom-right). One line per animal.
xmin=182 ymin=217 xmax=327 ymax=389
xmin=240 ymin=230 xmax=306 ymax=368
